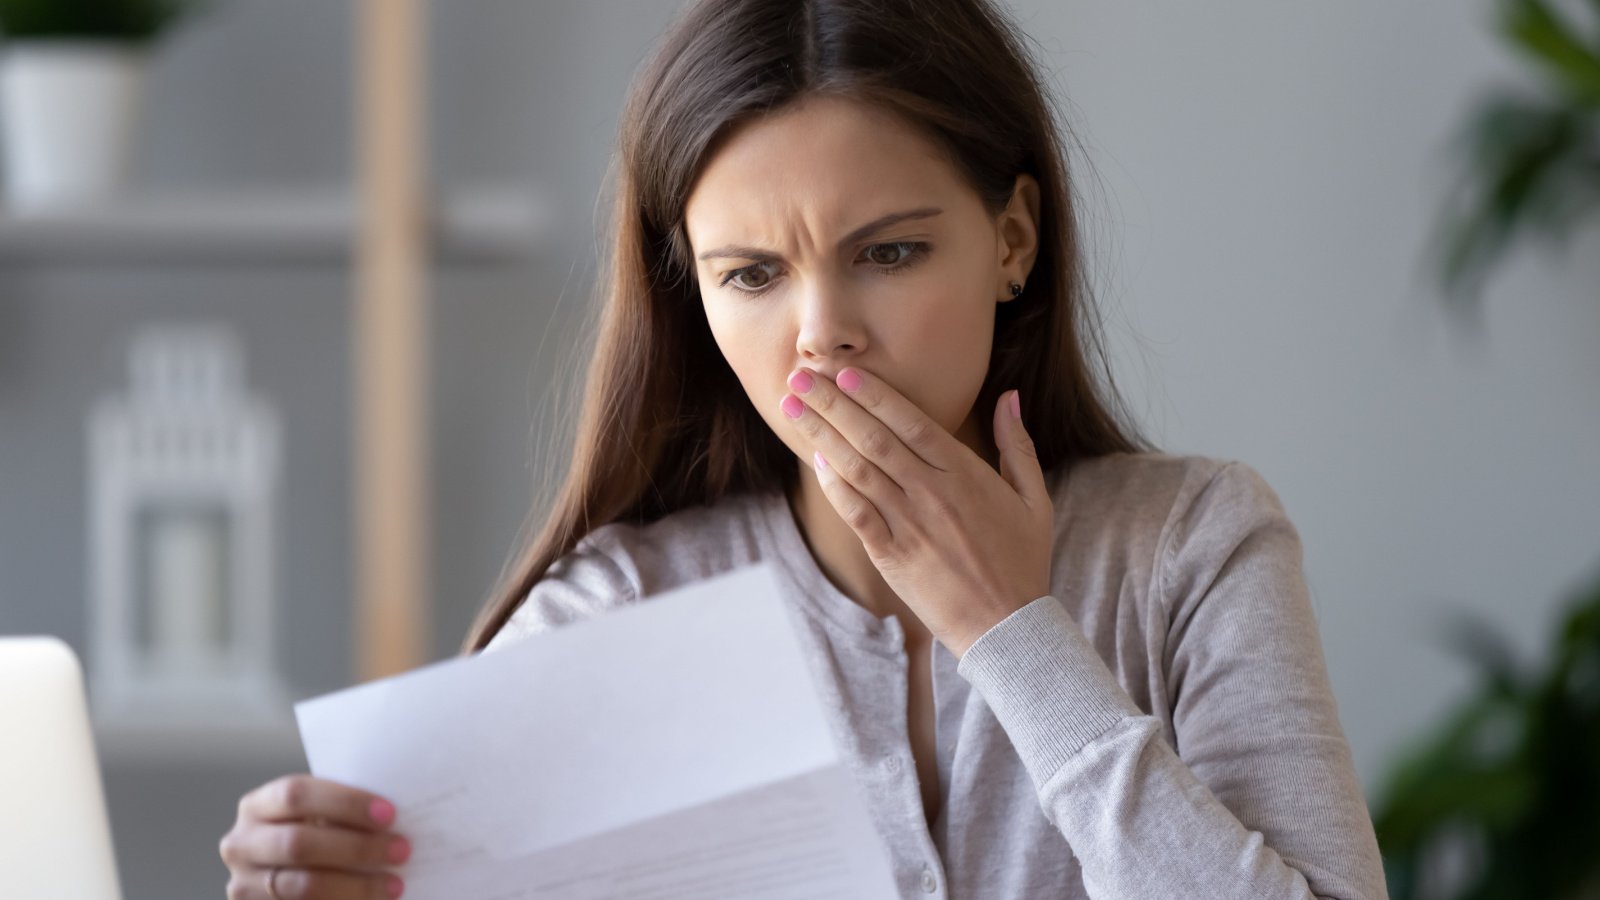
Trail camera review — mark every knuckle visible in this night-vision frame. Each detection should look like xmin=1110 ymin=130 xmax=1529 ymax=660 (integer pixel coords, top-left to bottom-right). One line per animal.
xmin=840 ymin=453 xmax=873 ymax=484
xmin=278 ymin=826 xmax=311 ymax=862
xmin=929 ymin=492 xmax=962 ymax=522
xmin=860 ymin=427 xmax=894 ymax=462
xmin=218 ymin=831 xmax=239 ymax=865
xmin=277 ymin=775 xmax=310 ymax=813
xmin=902 ymin=416 xmax=937 ymax=449
xmin=875 ymin=549 xmax=910 ymax=576
xmin=843 ymin=501 xmax=873 ymax=531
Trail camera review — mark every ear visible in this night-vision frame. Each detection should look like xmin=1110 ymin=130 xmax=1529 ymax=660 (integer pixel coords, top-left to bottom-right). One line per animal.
xmin=996 ymin=173 xmax=1041 ymax=302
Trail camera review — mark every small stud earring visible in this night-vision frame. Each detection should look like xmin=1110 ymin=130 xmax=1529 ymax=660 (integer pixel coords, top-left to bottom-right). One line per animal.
xmin=1008 ymin=281 xmax=1024 ymax=299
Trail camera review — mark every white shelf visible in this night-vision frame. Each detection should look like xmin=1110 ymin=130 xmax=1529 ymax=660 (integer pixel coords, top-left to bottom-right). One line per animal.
xmin=0 ymin=183 xmax=553 ymax=265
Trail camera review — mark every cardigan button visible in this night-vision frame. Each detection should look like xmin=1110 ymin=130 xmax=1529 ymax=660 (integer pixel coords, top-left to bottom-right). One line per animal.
xmin=920 ymin=867 xmax=938 ymax=893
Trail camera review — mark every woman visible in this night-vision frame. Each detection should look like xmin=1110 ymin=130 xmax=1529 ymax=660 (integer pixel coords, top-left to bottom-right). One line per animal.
xmin=220 ymin=0 xmax=1388 ymax=897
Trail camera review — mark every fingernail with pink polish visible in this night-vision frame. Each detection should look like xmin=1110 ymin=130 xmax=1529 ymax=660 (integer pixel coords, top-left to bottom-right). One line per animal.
xmin=389 ymin=837 xmax=411 ymax=864
xmin=370 ymin=799 xmax=395 ymax=826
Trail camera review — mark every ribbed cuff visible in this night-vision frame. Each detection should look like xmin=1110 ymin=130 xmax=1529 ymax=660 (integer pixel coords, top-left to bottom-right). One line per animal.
xmin=955 ymin=595 xmax=1141 ymax=786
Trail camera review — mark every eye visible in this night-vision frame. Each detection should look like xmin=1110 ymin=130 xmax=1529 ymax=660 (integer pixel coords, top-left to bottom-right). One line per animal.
xmin=719 ymin=261 xmax=780 ymax=293
xmin=715 ymin=241 xmax=931 ymax=296
xmin=860 ymin=241 xmax=930 ymax=272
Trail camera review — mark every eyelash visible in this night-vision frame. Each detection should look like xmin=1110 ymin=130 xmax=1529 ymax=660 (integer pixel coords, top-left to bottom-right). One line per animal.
xmin=717 ymin=241 xmax=932 ymax=295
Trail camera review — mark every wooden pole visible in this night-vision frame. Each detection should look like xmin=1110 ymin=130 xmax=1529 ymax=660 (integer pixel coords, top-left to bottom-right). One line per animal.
xmin=354 ymin=0 xmax=430 ymax=679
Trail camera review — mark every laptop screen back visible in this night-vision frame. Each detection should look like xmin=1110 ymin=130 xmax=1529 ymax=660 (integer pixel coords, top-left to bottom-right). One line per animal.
xmin=0 ymin=636 xmax=123 ymax=900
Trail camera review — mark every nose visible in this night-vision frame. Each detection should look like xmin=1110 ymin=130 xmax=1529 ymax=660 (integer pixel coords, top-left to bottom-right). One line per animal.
xmin=794 ymin=279 xmax=868 ymax=363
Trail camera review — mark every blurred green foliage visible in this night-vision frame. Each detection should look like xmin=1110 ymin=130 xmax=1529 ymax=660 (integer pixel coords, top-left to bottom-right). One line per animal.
xmin=1371 ymin=567 xmax=1600 ymax=899
xmin=1430 ymin=0 xmax=1600 ymax=316
xmin=1391 ymin=11 xmax=1600 ymax=887
xmin=0 ymin=0 xmax=208 ymax=42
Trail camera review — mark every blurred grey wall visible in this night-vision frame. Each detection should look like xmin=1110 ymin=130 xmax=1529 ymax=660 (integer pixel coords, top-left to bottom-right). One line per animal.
xmin=0 ymin=0 xmax=1595 ymax=897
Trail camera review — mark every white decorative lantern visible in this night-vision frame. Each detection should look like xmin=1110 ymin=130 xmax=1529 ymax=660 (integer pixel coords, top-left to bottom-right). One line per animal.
xmin=87 ymin=324 xmax=290 ymax=751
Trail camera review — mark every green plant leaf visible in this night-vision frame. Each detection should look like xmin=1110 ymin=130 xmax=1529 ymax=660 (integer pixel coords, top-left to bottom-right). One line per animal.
xmin=1438 ymin=608 xmax=1526 ymax=693
xmin=1500 ymin=0 xmax=1600 ymax=105
xmin=1430 ymin=89 xmax=1600 ymax=306
xmin=1373 ymin=563 xmax=1600 ymax=899
xmin=1373 ymin=693 xmax=1533 ymax=844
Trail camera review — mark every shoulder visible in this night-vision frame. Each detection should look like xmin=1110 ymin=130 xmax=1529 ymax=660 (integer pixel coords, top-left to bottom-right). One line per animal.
xmin=1054 ymin=451 xmax=1286 ymax=535
xmin=483 ymin=491 xmax=776 ymax=652
xmin=1052 ymin=450 xmax=1267 ymax=507
xmin=1050 ymin=452 xmax=1297 ymax=607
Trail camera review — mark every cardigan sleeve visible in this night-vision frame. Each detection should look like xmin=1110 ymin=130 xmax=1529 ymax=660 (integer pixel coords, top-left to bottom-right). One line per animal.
xmin=954 ymin=461 xmax=1388 ymax=899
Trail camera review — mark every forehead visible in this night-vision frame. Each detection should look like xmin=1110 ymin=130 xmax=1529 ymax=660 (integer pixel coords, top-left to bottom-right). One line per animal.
xmin=683 ymin=95 xmax=969 ymax=251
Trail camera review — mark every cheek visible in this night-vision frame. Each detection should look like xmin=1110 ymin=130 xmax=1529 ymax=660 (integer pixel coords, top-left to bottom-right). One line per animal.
xmin=703 ymin=302 xmax=825 ymax=460
xmin=894 ymin=294 xmax=996 ymax=432
xmin=702 ymin=304 xmax=786 ymax=411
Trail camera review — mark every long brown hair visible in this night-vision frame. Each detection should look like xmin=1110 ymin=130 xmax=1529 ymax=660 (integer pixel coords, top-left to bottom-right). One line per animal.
xmin=461 ymin=0 xmax=1156 ymax=654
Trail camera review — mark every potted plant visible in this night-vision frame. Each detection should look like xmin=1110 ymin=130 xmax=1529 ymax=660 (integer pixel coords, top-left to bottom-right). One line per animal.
xmin=0 ymin=0 xmax=210 ymax=211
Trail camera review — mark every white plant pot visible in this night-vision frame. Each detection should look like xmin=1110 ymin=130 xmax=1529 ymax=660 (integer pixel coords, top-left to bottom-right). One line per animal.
xmin=0 ymin=42 xmax=149 ymax=212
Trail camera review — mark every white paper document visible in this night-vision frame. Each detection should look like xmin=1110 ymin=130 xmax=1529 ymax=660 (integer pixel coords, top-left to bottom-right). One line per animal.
xmin=294 ymin=563 xmax=900 ymax=899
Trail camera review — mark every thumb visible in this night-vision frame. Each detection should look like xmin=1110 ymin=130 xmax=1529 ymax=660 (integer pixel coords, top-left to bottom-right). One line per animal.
xmin=994 ymin=389 xmax=1048 ymax=508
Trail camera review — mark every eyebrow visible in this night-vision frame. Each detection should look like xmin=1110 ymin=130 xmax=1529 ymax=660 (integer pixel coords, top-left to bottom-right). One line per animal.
xmin=695 ymin=207 xmax=944 ymax=262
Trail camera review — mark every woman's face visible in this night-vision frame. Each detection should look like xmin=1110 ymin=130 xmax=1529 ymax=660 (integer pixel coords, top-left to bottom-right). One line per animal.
xmin=683 ymin=94 xmax=1037 ymax=468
